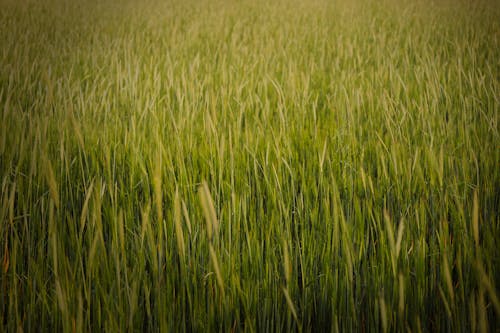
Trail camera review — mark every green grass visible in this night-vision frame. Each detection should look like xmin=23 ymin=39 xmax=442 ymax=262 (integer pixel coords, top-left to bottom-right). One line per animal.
xmin=1 ymin=0 xmax=499 ymax=331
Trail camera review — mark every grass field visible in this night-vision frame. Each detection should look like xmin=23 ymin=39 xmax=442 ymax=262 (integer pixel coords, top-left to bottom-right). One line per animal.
xmin=1 ymin=0 xmax=499 ymax=331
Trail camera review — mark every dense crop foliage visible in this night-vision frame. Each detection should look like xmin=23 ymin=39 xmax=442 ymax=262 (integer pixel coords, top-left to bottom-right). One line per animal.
xmin=1 ymin=0 xmax=499 ymax=331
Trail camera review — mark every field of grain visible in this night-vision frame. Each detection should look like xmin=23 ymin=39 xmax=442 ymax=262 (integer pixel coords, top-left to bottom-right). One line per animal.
xmin=1 ymin=0 xmax=499 ymax=331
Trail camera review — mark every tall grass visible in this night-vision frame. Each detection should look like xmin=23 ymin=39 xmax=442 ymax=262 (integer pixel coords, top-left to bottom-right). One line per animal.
xmin=1 ymin=0 xmax=499 ymax=331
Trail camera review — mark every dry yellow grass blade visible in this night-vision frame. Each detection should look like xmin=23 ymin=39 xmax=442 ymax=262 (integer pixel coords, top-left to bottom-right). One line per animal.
xmin=80 ymin=180 xmax=94 ymax=234
xmin=8 ymin=182 xmax=15 ymax=228
xmin=478 ymin=288 xmax=488 ymax=333
xmin=282 ymin=287 xmax=299 ymax=326
xmin=395 ymin=219 xmax=405 ymax=260
xmin=398 ymin=273 xmax=405 ymax=316
xmin=174 ymin=189 xmax=185 ymax=259
xmin=199 ymin=181 xmax=219 ymax=240
xmin=282 ymin=239 xmax=291 ymax=286
xmin=379 ymin=296 xmax=388 ymax=333
xmin=475 ymin=260 xmax=500 ymax=316
xmin=153 ymin=154 xmax=163 ymax=223
xmin=438 ymin=285 xmax=452 ymax=319
xmin=443 ymin=256 xmax=455 ymax=302
xmin=209 ymin=245 xmax=224 ymax=297
xmin=2 ymin=241 xmax=9 ymax=274
xmin=68 ymin=109 xmax=85 ymax=151
xmin=472 ymin=189 xmax=479 ymax=248
xmin=181 ymin=199 xmax=192 ymax=235
xmin=384 ymin=209 xmax=397 ymax=277
xmin=43 ymin=155 xmax=59 ymax=210
xmin=55 ymin=280 xmax=67 ymax=315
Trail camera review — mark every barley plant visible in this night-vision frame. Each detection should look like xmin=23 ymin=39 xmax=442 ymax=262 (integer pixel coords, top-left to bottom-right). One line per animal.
xmin=0 ymin=0 xmax=499 ymax=331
